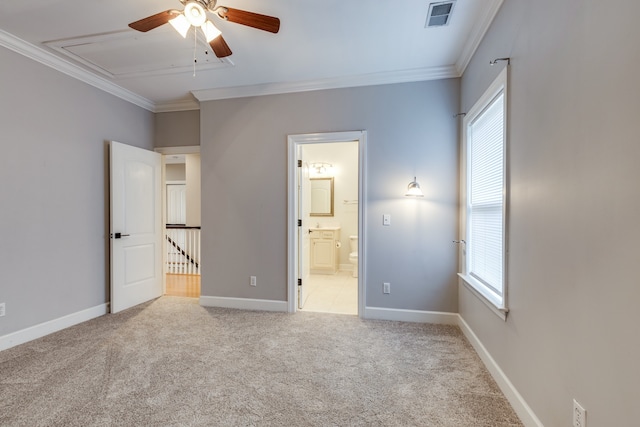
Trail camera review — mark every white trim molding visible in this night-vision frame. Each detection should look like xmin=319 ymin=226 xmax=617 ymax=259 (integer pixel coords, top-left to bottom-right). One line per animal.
xmin=1 ymin=0 xmax=503 ymax=113
xmin=287 ymin=131 xmax=367 ymax=316
xmin=362 ymin=306 xmax=543 ymax=426
xmin=459 ymin=276 xmax=508 ymax=321
xmin=0 ymin=303 xmax=109 ymax=352
xmin=459 ymin=66 xmax=509 ymax=315
xmin=154 ymin=146 xmax=201 ymax=155
xmin=199 ymin=296 xmax=288 ymax=312
xmin=364 ymin=307 xmax=459 ymax=325
xmin=192 ymin=66 xmax=458 ymax=102
xmin=155 ymin=98 xmax=200 ymax=112
xmin=0 ymin=29 xmax=155 ymax=112
xmin=458 ymin=316 xmax=543 ymax=427
xmin=455 ymin=0 xmax=505 ymax=75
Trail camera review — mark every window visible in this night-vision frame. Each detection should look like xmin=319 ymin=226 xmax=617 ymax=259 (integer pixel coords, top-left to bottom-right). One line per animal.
xmin=461 ymin=68 xmax=508 ymax=315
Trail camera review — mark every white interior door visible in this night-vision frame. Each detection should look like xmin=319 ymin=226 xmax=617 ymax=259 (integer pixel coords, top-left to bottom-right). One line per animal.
xmin=110 ymin=141 xmax=162 ymax=314
xmin=302 ymin=162 xmax=311 ymax=286
xmin=298 ymin=153 xmax=312 ymax=309
xmin=166 ymin=184 xmax=186 ymax=224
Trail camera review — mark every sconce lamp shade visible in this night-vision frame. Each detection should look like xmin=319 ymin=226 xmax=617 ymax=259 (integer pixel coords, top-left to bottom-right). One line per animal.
xmin=405 ymin=177 xmax=424 ymax=197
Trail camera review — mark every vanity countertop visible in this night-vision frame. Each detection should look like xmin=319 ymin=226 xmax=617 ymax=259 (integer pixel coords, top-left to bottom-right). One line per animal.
xmin=309 ymin=226 xmax=341 ymax=231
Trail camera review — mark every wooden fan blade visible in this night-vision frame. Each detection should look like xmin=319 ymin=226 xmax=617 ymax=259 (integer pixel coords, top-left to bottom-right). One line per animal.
xmin=219 ymin=7 xmax=280 ymax=33
xmin=209 ymin=35 xmax=233 ymax=58
xmin=129 ymin=10 xmax=178 ymax=32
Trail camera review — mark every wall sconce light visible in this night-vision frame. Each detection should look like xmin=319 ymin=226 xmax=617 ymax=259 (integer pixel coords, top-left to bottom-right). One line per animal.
xmin=405 ymin=177 xmax=424 ymax=197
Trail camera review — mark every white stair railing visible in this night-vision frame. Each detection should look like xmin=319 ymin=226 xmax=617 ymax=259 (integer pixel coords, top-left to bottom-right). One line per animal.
xmin=166 ymin=226 xmax=201 ymax=275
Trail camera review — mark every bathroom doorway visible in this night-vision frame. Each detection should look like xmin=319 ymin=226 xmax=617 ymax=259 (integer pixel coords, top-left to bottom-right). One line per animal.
xmin=287 ymin=131 xmax=367 ymax=316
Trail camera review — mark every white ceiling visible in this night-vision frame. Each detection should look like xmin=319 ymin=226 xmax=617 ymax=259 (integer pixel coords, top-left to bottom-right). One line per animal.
xmin=0 ymin=0 xmax=503 ymax=112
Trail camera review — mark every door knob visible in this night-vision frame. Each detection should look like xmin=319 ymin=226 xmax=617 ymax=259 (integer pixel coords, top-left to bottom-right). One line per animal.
xmin=112 ymin=233 xmax=131 ymax=239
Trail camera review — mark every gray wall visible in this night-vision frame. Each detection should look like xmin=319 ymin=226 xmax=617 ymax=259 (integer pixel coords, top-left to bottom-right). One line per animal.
xmin=0 ymin=46 xmax=154 ymax=336
xmin=155 ymin=110 xmax=200 ymax=148
xmin=459 ymin=1 xmax=640 ymax=425
xmin=200 ymin=80 xmax=459 ymax=311
xmin=185 ymin=154 xmax=201 ymax=227
xmin=166 ymin=163 xmax=186 ymax=181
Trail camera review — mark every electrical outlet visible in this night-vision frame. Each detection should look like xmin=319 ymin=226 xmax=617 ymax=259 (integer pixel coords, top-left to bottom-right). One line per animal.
xmin=0 ymin=302 xmax=5 ymax=317
xmin=383 ymin=282 xmax=391 ymax=294
xmin=250 ymin=276 xmax=257 ymax=287
xmin=573 ymin=399 xmax=586 ymax=427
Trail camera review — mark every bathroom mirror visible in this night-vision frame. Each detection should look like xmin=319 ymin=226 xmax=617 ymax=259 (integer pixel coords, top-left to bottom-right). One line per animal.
xmin=310 ymin=177 xmax=334 ymax=216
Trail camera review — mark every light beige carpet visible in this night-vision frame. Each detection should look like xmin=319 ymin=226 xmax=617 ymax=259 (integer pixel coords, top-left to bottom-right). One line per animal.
xmin=0 ymin=297 xmax=522 ymax=426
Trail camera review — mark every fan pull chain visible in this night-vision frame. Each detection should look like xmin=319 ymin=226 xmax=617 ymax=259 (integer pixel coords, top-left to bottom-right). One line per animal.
xmin=193 ymin=28 xmax=197 ymax=77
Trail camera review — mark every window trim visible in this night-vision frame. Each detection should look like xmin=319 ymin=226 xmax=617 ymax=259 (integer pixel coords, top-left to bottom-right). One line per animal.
xmin=459 ymin=67 xmax=509 ymax=320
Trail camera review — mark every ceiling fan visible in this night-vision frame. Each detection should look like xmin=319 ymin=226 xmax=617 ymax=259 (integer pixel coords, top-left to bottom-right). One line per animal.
xmin=128 ymin=0 xmax=280 ymax=58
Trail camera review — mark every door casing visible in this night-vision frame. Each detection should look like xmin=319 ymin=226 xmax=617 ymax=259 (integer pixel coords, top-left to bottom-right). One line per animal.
xmin=287 ymin=131 xmax=367 ymax=316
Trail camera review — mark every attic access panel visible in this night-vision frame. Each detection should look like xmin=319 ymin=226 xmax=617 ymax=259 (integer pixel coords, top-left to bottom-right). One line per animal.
xmin=426 ymin=1 xmax=456 ymax=27
xmin=44 ymin=27 xmax=233 ymax=79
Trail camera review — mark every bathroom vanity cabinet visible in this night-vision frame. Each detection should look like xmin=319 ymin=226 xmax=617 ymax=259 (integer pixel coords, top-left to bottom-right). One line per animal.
xmin=310 ymin=228 xmax=340 ymax=274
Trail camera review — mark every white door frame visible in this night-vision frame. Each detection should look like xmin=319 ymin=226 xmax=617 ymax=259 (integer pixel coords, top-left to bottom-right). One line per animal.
xmin=287 ymin=131 xmax=367 ymax=316
xmin=155 ymin=145 xmax=201 ymax=294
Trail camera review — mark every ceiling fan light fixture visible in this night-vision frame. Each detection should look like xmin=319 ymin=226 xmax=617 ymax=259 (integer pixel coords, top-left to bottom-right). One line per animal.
xmin=202 ymin=20 xmax=221 ymax=42
xmin=169 ymin=14 xmax=191 ymax=38
xmin=184 ymin=2 xmax=207 ymax=27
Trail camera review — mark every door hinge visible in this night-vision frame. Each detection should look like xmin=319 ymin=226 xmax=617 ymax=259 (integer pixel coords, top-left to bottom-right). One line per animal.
xmin=298 ymin=278 xmax=302 ymax=287
xmin=298 ymin=219 xmax=302 ymax=226
xmin=297 ymin=160 xmax=302 ymax=167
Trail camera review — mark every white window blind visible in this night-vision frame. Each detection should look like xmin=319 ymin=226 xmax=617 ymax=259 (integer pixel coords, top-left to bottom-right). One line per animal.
xmin=468 ymin=91 xmax=504 ymax=297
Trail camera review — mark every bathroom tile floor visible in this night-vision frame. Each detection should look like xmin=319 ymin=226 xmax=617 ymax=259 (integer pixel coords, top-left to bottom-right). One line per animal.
xmin=300 ymin=271 xmax=358 ymax=315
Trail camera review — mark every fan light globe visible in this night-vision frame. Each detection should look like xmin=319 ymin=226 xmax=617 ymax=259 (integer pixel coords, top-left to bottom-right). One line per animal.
xmin=184 ymin=2 xmax=207 ymax=27
xmin=169 ymin=14 xmax=190 ymax=38
xmin=202 ymin=20 xmax=221 ymax=42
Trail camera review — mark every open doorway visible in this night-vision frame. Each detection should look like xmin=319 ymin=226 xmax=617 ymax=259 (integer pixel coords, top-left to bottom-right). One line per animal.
xmin=157 ymin=147 xmax=201 ymax=298
xmin=287 ymin=131 xmax=367 ymax=316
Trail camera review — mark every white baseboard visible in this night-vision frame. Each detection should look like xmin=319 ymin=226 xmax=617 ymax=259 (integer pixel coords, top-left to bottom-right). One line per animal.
xmin=199 ymin=296 xmax=288 ymax=312
xmin=0 ymin=303 xmax=109 ymax=352
xmin=364 ymin=306 xmax=459 ymax=325
xmin=458 ymin=316 xmax=543 ymax=427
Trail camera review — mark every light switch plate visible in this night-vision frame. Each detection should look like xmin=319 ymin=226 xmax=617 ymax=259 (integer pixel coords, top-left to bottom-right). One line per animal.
xmin=383 ymin=214 xmax=391 ymax=226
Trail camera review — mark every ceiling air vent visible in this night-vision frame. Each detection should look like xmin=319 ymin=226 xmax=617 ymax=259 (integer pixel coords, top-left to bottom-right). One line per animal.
xmin=425 ymin=1 xmax=456 ymax=27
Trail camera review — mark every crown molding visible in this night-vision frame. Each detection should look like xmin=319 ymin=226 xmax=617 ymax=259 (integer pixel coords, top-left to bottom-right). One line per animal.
xmin=155 ymin=146 xmax=200 ymax=155
xmin=0 ymin=29 xmax=155 ymax=112
xmin=154 ymin=98 xmax=200 ymax=112
xmin=191 ymin=65 xmax=460 ymax=102
xmin=1 ymin=0 xmax=503 ymax=113
xmin=455 ymin=0 xmax=505 ymax=75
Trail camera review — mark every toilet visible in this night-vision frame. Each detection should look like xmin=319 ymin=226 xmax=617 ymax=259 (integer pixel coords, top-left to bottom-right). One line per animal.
xmin=348 ymin=235 xmax=358 ymax=278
